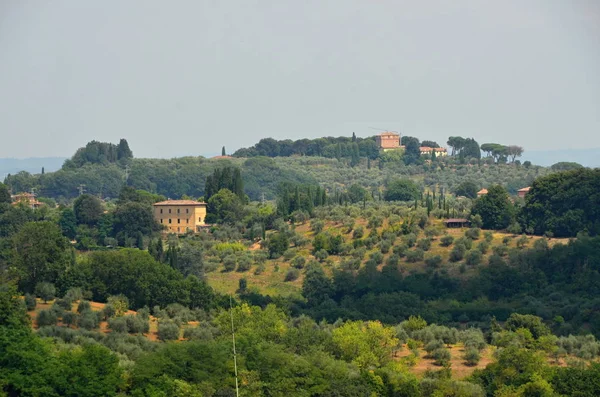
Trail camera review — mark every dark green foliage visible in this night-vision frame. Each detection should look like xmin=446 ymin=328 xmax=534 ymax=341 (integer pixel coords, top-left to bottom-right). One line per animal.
xmin=425 ymin=255 xmax=443 ymax=268
xmin=449 ymin=243 xmax=466 ymax=262
xmin=112 ymin=201 xmax=159 ymax=238
xmin=204 ymin=166 xmax=245 ymax=202
xmin=384 ymin=179 xmax=420 ymax=202
xmin=550 ymin=161 xmax=584 ymax=171
xmin=65 ymin=139 xmax=132 ymax=168
xmin=521 ymin=168 xmax=600 ymax=237
xmin=24 ymin=293 xmax=37 ymax=311
xmin=416 ymin=238 xmax=432 ymax=251
xmin=284 ymin=268 xmax=300 ymax=282
xmin=77 ymin=300 xmax=91 ymax=313
xmin=463 ymin=347 xmax=480 ymax=366
xmin=158 ymin=322 xmax=180 ymax=341
xmin=73 ymin=194 xmax=104 ymax=225
xmin=440 ymin=235 xmax=454 ymax=247
xmin=37 ymin=309 xmax=58 ymax=327
xmin=454 ymin=181 xmax=479 ymax=199
xmin=465 ymin=250 xmax=482 ymax=267
xmin=206 ymin=188 xmax=245 ymax=224
xmin=464 ymin=227 xmax=481 ymax=240
xmin=432 ymin=347 xmax=451 ymax=366
xmin=471 ymin=185 xmax=514 ymax=230
xmin=79 ymin=310 xmax=99 ymax=330
xmin=14 ymin=222 xmax=70 ymax=292
xmin=58 ymin=208 xmax=78 ymax=239
xmin=268 ymin=232 xmax=289 ymax=258
xmin=504 ymin=313 xmax=551 ymax=339
xmin=34 ymin=282 xmax=56 ymax=303
xmin=62 ymin=311 xmax=78 ymax=327
xmin=406 ymin=248 xmax=425 ymax=263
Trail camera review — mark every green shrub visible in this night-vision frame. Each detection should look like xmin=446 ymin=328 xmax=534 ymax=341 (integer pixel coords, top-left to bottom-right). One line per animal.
xmin=440 ymin=235 xmax=454 ymax=247
xmin=393 ymin=244 xmax=408 ymax=258
xmin=24 ymin=293 xmax=37 ymax=311
xmin=352 ymin=226 xmax=364 ymax=239
xmin=62 ymin=311 xmax=78 ymax=327
xmin=126 ymin=315 xmax=150 ymax=334
xmin=284 ymin=268 xmax=300 ymax=282
xmin=432 ymin=348 xmax=451 ymax=366
xmin=109 ymin=316 xmax=128 ymax=333
xmin=477 ymin=240 xmax=490 ymax=254
xmin=417 ymin=238 xmax=432 ymax=251
xmin=77 ymin=300 xmax=91 ymax=313
xmin=370 ymin=251 xmax=384 ymax=264
xmin=406 ymin=249 xmax=425 ymax=263
xmin=484 ymin=231 xmax=494 ymax=242
xmin=64 ymin=287 xmax=83 ymax=302
xmin=464 ymin=228 xmax=481 ymax=240
xmin=386 ymin=254 xmax=400 ymax=267
xmin=35 ymin=282 xmax=56 ymax=303
xmin=314 ymin=249 xmax=329 ymax=262
xmin=380 ymin=240 xmax=392 ymax=254
xmin=54 ymin=298 xmax=72 ymax=311
xmin=425 ymin=339 xmax=444 ymax=355
xmin=236 ymin=256 xmax=252 ymax=272
xmin=404 ymin=233 xmax=417 ymax=248
xmin=492 ymin=245 xmax=509 ymax=257
xmin=158 ymin=322 xmax=180 ymax=341
xmin=425 ymin=255 xmax=443 ymax=268
xmin=291 ymin=256 xmax=306 ymax=269
xmin=516 ymin=234 xmax=529 ymax=249
xmin=37 ymin=309 xmax=58 ymax=327
xmin=465 ymin=250 xmax=482 ymax=266
xmin=463 ymin=347 xmax=481 ymax=366
xmin=222 ymin=255 xmax=237 ymax=272
xmin=79 ymin=310 xmax=99 ymax=330
xmin=449 ymin=243 xmax=466 ymax=262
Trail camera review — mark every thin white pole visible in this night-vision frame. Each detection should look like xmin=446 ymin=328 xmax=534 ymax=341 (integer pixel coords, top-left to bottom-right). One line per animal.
xmin=230 ymin=296 xmax=240 ymax=397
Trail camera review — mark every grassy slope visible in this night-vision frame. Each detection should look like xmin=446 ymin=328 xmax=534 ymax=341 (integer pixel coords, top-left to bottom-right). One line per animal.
xmin=205 ymin=218 xmax=568 ymax=297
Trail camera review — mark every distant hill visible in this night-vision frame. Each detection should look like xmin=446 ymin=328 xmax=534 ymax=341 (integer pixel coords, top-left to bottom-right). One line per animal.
xmin=522 ymin=148 xmax=600 ymax=168
xmin=0 ymin=157 xmax=65 ymax=178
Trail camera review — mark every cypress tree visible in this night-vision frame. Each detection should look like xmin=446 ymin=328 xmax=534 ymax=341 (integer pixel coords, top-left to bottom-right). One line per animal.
xmin=221 ymin=146 xmax=226 ymax=156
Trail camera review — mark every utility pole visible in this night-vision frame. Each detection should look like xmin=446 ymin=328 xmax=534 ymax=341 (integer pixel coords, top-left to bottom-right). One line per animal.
xmin=230 ymin=296 xmax=240 ymax=397
xmin=261 ymin=192 xmax=265 ymax=204
xmin=78 ymin=184 xmax=86 ymax=196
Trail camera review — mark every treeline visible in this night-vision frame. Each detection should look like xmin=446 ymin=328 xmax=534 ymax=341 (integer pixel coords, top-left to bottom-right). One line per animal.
xmin=63 ymin=139 xmax=133 ymax=168
xmin=232 ymin=135 xmax=381 ymax=160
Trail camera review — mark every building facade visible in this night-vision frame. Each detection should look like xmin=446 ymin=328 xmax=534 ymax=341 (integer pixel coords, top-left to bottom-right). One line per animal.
xmin=375 ymin=132 xmax=401 ymax=151
xmin=517 ymin=187 xmax=531 ymax=199
xmin=11 ymin=192 xmax=43 ymax=208
xmin=153 ymin=200 xmax=208 ymax=234
xmin=419 ymin=147 xmax=448 ymax=156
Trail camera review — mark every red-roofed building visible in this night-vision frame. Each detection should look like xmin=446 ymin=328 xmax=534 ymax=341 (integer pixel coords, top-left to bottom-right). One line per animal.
xmin=376 ymin=132 xmax=401 ymax=151
xmin=153 ymin=200 xmax=208 ymax=234
xmin=11 ymin=192 xmax=43 ymax=208
xmin=477 ymin=189 xmax=488 ymax=198
xmin=517 ymin=187 xmax=531 ymax=199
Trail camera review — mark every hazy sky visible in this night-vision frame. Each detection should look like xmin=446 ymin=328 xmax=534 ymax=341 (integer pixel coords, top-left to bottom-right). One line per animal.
xmin=1 ymin=1 xmax=599 ymax=158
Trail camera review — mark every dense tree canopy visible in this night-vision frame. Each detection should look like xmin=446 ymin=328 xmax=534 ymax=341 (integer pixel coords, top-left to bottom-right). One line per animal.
xmin=470 ymin=185 xmax=514 ymax=230
xmin=384 ymin=179 xmax=420 ymax=202
xmin=520 ymin=168 xmax=600 ymax=237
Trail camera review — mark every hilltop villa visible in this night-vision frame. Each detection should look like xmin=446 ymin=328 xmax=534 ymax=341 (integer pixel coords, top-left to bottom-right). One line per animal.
xmin=517 ymin=187 xmax=531 ymax=199
xmin=153 ymin=200 xmax=207 ymax=234
xmin=420 ymin=147 xmax=448 ymax=156
xmin=376 ymin=132 xmax=401 ymax=151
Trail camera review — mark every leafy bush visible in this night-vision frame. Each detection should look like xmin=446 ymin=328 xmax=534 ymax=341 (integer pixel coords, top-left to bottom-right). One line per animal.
xmin=492 ymin=245 xmax=509 ymax=257
xmin=236 ymin=256 xmax=252 ymax=272
xmin=79 ymin=310 xmax=99 ymax=330
xmin=417 ymin=238 xmax=432 ymax=251
xmin=158 ymin=322 xmax=180 ymax=341
xmin=464 ymin=228 xmax=481 ymax=240
xmin=484 ymin=231 xmax=494 ymax=242
xmin=370 ymin=251 xmax=384 ymax=265
xmin=314 ymin=249 xmax=329 ymax=262
xmin=477 ymin=240 xmax=490 ymax=254
xmin=37 ymin=309 xmax=58 ymax=327
xmin=352 ymin=226 xmax=364 ymax=239
xmin=222 ymin=255 xmax=237 ymax=272
xmin=55 ymin=298 xmax=72 ymax=311
xmin=291 ymin=256 xmax=306 ymax=269
xmin=77 ymin=300 xmax=91 ymax=313
xmin=64 ymin=287 xmax=83 ymax=302
xmin=126 ymin=315 xmax=150 ymax=334
xmin=463 ymin=348 xmax=481 ymax=366
xmin=440 ymin=235 xmax=454 ymax=247
xmin=465 ymin=250 xmax=482 ymax=267
xmin=404 ymin=233 xmax=417 ymax=248
xmin=35 ymin=282 xmax=56 ymax=303
xmin=406 ymin=249 xmax=425 ymax=263
xmin=425 ymin=255 xmax=443 ymax=268
xmin=425 ymin=339 xmax=444 ymax=355
xmin=62 ymin=311 xmax=78 ymax=327
xmin=432 ymin=348 xmax=451 ymax=366
xmin=449 ymin=243 xmax=466 ymax=262
xmin=109 ymin=316 xmax=128 ymax=333
xmin=380 ymin=240 xmax=392 ymax=254
xmin=284 ymin=268 xmax=300 ymax=282
xmin=24 ymin=293 xmax=37 ymax=311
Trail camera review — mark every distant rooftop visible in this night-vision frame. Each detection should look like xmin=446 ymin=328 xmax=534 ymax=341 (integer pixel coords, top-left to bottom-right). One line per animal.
xmin=153 ymin=200 xmax=206 ymax=206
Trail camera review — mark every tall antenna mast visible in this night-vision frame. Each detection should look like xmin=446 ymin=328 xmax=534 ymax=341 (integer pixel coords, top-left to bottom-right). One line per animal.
xmin=230 ymin=295 xmax=240 ymax=397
